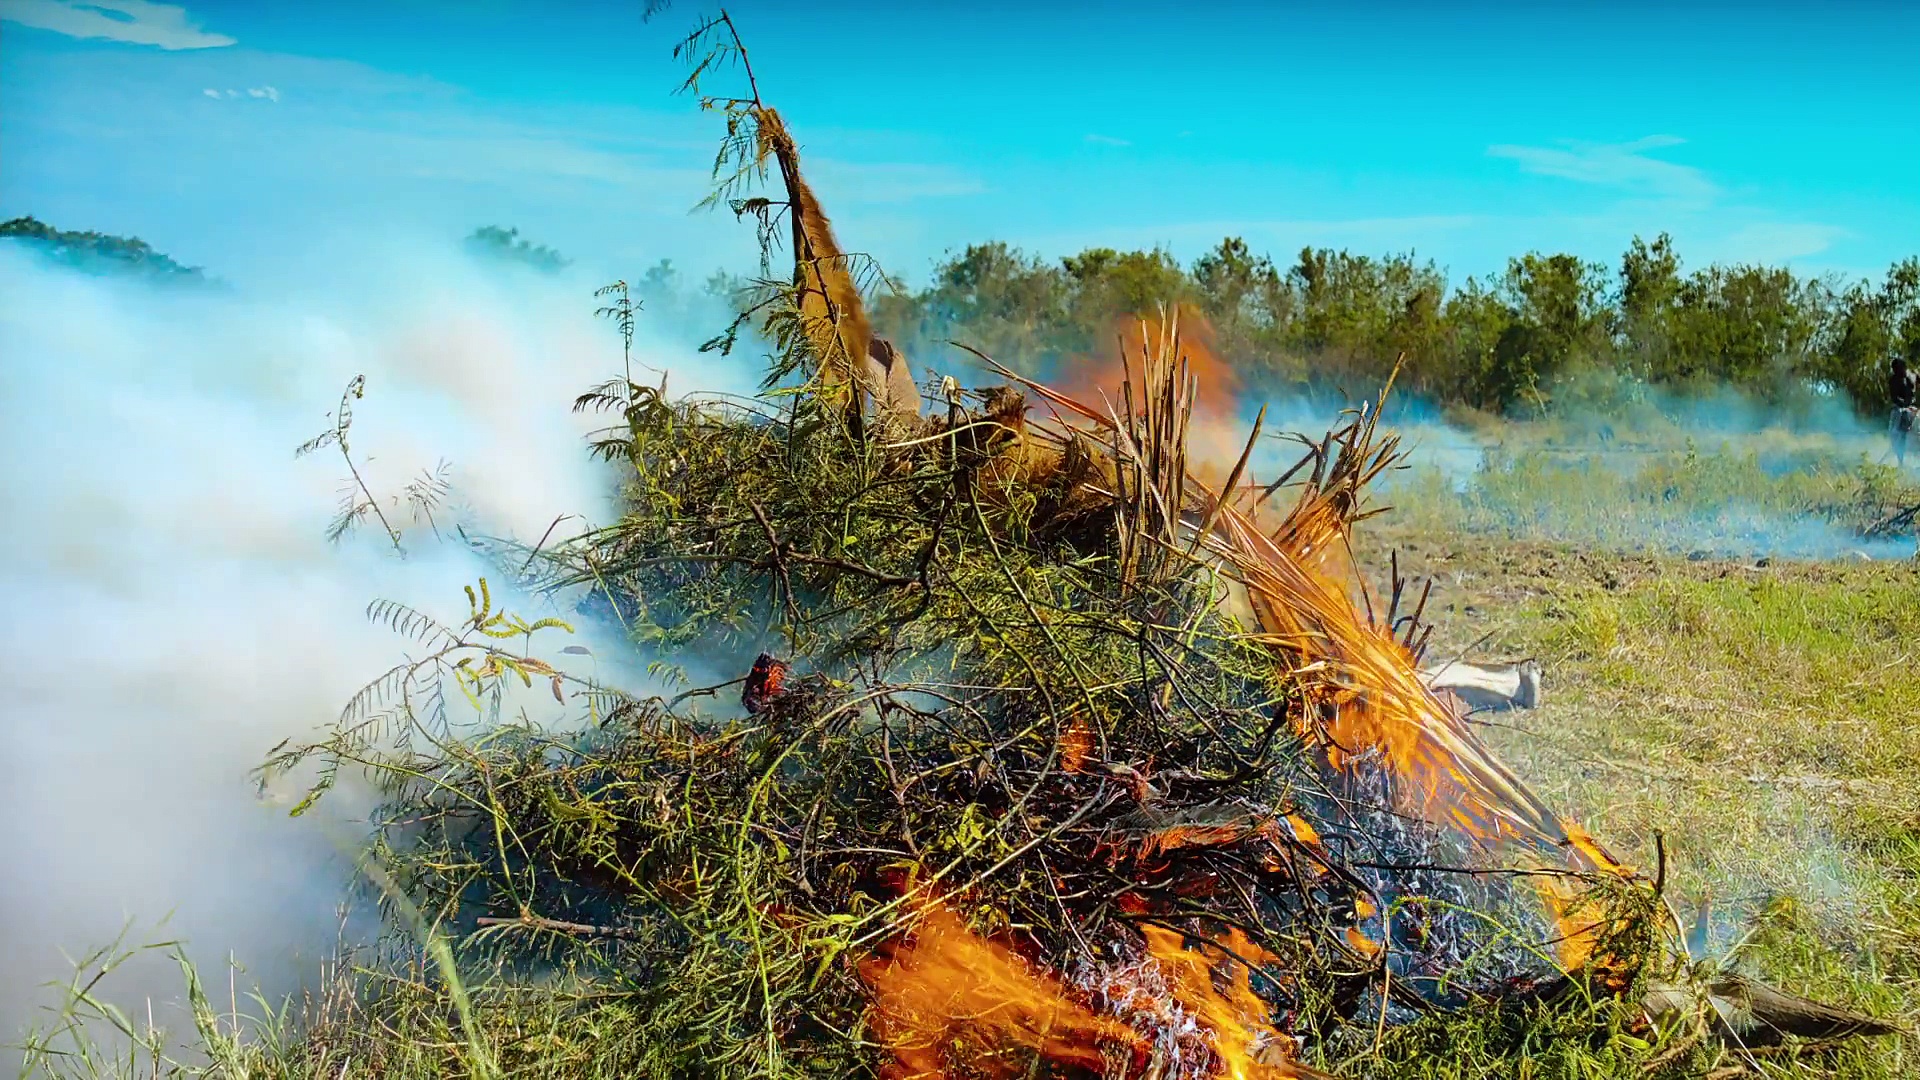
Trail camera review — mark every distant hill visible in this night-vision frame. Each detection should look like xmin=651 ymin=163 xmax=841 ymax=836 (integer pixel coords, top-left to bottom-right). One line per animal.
xmin=0 ymin=216 xmax=211 ymax=284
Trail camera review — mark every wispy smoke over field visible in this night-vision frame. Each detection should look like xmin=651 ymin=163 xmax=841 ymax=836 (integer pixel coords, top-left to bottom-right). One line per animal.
xmin=932 ymin=308 xmax=1915 ymax=563
xmin=1356 ymin=375 xmax=1920 ymax=563
xmin=0 ymin=240 xmax=749 ymax=1043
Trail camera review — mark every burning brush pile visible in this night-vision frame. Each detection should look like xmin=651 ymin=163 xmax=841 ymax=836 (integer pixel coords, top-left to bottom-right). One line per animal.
xmin=277 ymin=336 xmax=1665 ymax=1073
xmin=260 ymin=22 xmax=1896 ymax=1080
xmin=277 ymin=325 xmax=1652 ymax=1079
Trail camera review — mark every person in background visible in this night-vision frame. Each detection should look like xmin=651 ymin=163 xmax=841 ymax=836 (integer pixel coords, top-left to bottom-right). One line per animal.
xmin=1892 ymin=354 xmax=1917 ymax=467
xmin=1896 ymin=355 xmax=1912 ymax=465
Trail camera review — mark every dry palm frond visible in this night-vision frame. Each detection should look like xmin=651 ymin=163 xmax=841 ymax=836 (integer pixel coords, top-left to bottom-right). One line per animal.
xmin=670 ymin=12 xmax=918 ymax=431
xmin=753 ymin=107 xmax=871 ymax=395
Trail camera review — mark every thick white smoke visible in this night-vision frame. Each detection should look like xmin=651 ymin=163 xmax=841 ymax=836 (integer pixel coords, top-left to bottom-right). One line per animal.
xmin=0 ymin=239 xmax=754 ymax=1044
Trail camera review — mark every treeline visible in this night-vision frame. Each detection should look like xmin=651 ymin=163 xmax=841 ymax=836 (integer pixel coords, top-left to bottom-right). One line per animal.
xmin=868 ymin=236 xmax=1920 ymax=417
xmin=0 ymin=215 xmax=208 ymax=284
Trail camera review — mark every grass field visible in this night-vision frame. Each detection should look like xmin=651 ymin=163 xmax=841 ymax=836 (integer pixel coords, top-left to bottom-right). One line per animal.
xmin=1351 ymin=430 xmax=1920 ymax=1076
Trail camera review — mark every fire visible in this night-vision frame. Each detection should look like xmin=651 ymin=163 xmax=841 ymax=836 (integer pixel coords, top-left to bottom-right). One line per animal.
xmin=1535 ymin=824 xmax=1638 ymax=976
xmin=1207 ymin=462 xmax=1643 ymax=979
xmin=1201 ymin=477 xmax=1599 ymax=840
xmin=1052 ymin=305 xmax=1256 ymax=494
xmin=993 ymin=321 xmax=1641 ymax=971
xmin=1134 ymin=924 xmax=1313 ymax=1080
xmin=1060 ymin=715 xmax=1094 ymax=774
xmin=859 ymin=901 xmax=1330 ymax=1079
xmin=858 ymin=902 xmax=1144 ymax=1079
xmin=1222 ymin=501 xmax=1576 ymax=852
xmin=858 ymin=323 xmax=1643 ymax=1080
xmin=1343 ymin=898 xmax=1382 ymax=961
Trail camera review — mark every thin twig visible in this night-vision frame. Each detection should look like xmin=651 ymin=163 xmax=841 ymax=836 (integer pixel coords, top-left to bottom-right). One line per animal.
xmin=474 ymin=915 xmax=642 ymax=940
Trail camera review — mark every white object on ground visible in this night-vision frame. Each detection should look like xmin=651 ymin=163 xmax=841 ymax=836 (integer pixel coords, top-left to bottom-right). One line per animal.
xmin=1419 ymin=659 xmax=1542 ymax=712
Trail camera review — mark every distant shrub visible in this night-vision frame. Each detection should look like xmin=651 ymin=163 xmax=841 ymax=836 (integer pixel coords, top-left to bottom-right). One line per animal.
xmin=464 ymin=225 xmax=570 ymax=273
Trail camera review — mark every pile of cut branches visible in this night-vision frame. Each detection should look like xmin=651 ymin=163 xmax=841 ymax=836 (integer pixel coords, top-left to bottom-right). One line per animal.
xmin=263 ymin=317 xmax=1656 ymax=1080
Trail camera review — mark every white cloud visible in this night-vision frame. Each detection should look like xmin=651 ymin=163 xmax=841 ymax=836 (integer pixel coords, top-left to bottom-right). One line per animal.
xmin=202 ymin=85 xmax=280 ymax=103
xmin=1716 ymin=221 xmax=1849 ymax=263
xmin=1488 ymin=135 xmax=1717 ymax=202
xmin=0 ymin=0 xmax=235 ymax=50
xmin=1084 ymin=133 xmax=1132 ymax=147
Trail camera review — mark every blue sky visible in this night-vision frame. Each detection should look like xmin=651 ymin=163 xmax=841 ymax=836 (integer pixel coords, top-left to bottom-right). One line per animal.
xmin=2 ymin=0 xmax=1916 ymax=289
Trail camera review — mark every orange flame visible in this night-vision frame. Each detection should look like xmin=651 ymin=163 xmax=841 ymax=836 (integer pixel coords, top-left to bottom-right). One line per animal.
xmin=1060 ymin=715 xmax=1094 ymax=774
xmin=1210 ymin=483 xmax=1640 ymax=976
xmin=859 ymin=901 xmax=1332 ymax=1079
xmin=990 ymin=323 xmax=1640 ymax=977
xmin=1053 ymin=305 xmax=1255 ymax=492
xmin=1136 ymin=924 xmax=1319 ymax=1080
xmin=1534 ymin=823 xmax=1637 ymax=974
xmin=1221 ymin=500 xmax=1577 ymax=853
xmin=858 ymin=902 xmax=1143 ymax=1079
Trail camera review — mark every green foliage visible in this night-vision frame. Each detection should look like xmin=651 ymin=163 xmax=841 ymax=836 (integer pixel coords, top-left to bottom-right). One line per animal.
xmin=1193 ymin=237 xmax=1296 ymax=377
xmin=861 ymin=233 xmax=1920 ymax=416
xmin=1061 ymin=245 xmax=1191 ymax=330
xmin=1808 ymin=258 xmax=1920 ymax=411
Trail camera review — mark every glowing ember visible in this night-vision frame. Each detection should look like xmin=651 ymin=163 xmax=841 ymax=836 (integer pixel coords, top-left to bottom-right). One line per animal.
xmin=1060 ymin=715 xmax=1095 ymax=774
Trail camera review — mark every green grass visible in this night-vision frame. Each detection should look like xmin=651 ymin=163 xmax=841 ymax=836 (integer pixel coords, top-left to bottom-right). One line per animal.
xmin=1348 ymin=534 xmax=1920 ymax=1079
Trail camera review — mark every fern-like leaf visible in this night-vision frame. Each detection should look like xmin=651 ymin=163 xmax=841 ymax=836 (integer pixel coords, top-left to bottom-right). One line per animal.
xmin=365 ymin=598 xmax=462 ymax=652
xmin=294 ymin=430 xmax=337 ymax=458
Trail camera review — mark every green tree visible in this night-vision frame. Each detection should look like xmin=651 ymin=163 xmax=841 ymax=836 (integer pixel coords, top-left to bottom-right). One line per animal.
xmin=0 ymin=215 xmax=207 ymax=283
xmin=1665 ymin=264 xmax=1824 ymax=393
xmin=870 ymin=242 xmax=1075 ymax=372
xmin=1618 ymin=233 xmax=1681 ymax=379
xmin=1813 ymin=258 xmax=1920 ymax=411
xmin=1480 ymin=253 xmax=1612 ymax=410
xmin=1503 ymin=254 xmax=1611 ymax=360
xmin=1436 ymin=278 xmax=1516 ymax=408
xmin=1192 ymin=237 xmax=1281 ymax=333
xmin=1061 ymin=246 xmax=1191 ymax=340
xmin=1191 ymin=237 xmax=1298 ymax=383
xmin=823 ymin=227 xmax=1919 ymax=419
xmin=1287 ymin=248 xmax=1446 ymax=393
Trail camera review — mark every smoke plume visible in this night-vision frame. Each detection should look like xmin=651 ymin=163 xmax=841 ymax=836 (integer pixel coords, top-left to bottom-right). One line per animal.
xmin=0 ymin=237 xmax=750 ymax=1045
